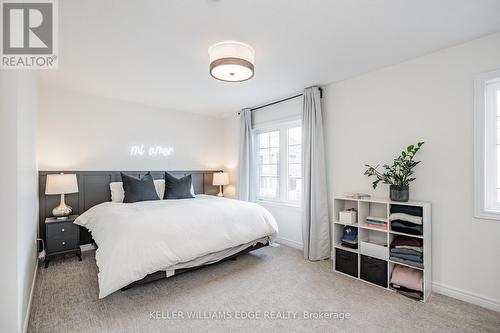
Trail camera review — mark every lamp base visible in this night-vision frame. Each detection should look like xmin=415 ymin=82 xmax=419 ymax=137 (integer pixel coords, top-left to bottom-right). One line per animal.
xmin=217 ymin=185 xmax=224 ymax=197
xmin=52 ymin=194 xmax=72 ymax=218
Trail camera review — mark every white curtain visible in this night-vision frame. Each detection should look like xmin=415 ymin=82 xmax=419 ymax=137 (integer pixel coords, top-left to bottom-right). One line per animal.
xmin=302 ymin=87 xmax=330 ymax=260
xmin=237 ymin=108 xmax=254 ymax=201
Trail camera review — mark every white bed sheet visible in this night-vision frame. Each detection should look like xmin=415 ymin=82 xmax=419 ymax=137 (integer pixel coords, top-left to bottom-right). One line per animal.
xmin=74 ymin=195 xmax=278 ymax=298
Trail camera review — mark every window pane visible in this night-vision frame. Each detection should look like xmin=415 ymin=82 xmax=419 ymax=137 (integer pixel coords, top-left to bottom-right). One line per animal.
xmin=259 ymin=177 xmax=278 ymax=198
xmin=288 ymin=127 xmax=301 ymax=145
xmin=270 ymin=147 xmax=279 ymax=163
xmin=288 ymin=177 xmax=302 ymax=201
xmin=289 ymin=163 xmax=301 ymax=177
xmin=259 ymin=148 xmax=269 ymax=164
xmin=261 ymin=164 xmax=278 ymax=176
xmin=259 ymin=132 xmax=269 ymax=148
xmin=498 ymin=188 xmax=500 ymax=203
xmin=270 ymin=131 xmax=280 ymax=148
xmin=288 ymin=144 xmax=301 ymax=164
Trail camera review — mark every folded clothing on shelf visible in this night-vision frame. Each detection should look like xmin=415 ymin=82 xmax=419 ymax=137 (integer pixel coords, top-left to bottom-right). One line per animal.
xmin=390 ymin=204 xmax=423 ymax=216
xmin=389 ymin=213 xmax=422 ymax=225
xmin=390 ymin=283 xmax=423 ymax=301
xmin=390 ymin=264 xmax=423 ymax=292
xmin=390 ymin=236 xmax=422 ymax=248
xmin=341 ymin=226 xmax=358 ymax=249
xmin=390 ymin=256 xmax=424 ymax=269
xmin=391 ymin=220 xmax=423 ymax=235
xmin=390 ymin=205 xmax=423 ymax=236
xmin=365 ymin=216 xmax=388 ymax=230
xmin=390 ymin=236 xmax=423 ymax=268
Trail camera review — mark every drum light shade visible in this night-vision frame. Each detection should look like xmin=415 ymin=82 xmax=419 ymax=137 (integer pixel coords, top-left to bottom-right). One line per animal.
xmin=208 ymin=41 xmax=255 ymax=82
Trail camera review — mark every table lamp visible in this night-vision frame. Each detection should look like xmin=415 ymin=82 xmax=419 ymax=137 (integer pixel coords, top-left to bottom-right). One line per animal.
xmin=212 ymin=172 xmax=229 ymax=197
xmin=45 ymin=173 xmax=79 ymax=218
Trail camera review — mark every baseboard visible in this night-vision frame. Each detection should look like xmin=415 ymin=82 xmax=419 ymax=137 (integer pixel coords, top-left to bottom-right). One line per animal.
xmin=275 ymin=237 xmax=303 ymax=250
xmin=80 ymin=243 xmax=96 ymax=252
xmin=432 ymin=282 xmax=500 ymax=313
xmin=23 ymin=260 xmax=38 ymax=333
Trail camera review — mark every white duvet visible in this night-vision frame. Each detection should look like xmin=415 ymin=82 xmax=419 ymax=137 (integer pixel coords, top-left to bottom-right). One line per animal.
xmin=74 ymin=195 xmax=278 ymax=298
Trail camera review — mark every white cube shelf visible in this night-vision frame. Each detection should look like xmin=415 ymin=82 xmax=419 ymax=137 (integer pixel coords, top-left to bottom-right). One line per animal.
xmin=332 ymin=195 xmax=431 ymax=302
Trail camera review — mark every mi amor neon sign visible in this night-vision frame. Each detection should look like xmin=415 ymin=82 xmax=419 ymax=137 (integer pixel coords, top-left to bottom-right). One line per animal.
xmin=130 ymin=145 xmax=174 ymax=157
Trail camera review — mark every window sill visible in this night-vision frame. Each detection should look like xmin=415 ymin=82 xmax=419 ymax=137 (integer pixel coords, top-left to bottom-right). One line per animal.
xmin=475 ymin=208 xmax=500 ymax=221
xmin=255 ymin=199 xmax=302 ymax=211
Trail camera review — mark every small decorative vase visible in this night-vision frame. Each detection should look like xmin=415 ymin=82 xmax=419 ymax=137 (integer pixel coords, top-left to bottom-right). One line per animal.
xmin=390 ymin=185 xmax=409 ymax=202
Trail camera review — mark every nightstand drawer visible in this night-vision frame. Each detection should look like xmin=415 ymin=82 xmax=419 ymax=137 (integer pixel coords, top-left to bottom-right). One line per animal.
xmin=47 ymin=222 xmax=79 ymax=253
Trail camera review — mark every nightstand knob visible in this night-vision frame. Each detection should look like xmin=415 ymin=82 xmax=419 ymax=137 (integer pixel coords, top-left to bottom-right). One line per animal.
xmin=61 ymin=228 xmax=65 ymax=232
xmin=62 ymin=241 xmax=66 ymax=246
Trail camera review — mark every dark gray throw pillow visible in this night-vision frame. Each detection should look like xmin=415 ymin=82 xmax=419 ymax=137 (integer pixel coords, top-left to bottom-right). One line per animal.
xmin=164 ymin=172 xmax=194 ymax=199
xmin=121 ymin=172 xmax=160 ymax=203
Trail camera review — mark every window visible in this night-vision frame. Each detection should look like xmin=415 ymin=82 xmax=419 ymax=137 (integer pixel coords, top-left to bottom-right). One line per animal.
xmin=475 ymin=70 xmax=500 ymax=220
xmin=254 ymin=120 xmax=302 ymax=205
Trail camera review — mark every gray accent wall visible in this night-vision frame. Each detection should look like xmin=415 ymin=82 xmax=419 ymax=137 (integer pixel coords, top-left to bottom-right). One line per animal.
xmin=38 ymin=170 xmax=221 ymax=245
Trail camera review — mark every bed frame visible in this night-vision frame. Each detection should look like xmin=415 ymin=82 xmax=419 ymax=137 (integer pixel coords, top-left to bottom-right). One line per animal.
xmin=121 ymin=241 xmax=269 ymax=291
xmin=38 ymin=170 xmax=270 ymax=291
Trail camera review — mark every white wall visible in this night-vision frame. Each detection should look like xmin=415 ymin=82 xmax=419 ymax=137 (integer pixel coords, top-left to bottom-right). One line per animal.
xmin=38 ymin=88 xmax=226 ymax=171
xmin=222 ymin=32 xmax=500 ymax=310
xmin=0 ymin=71 xmax=38 ymax=333
xmin=323 ymin=32 xmax=500 ymax=310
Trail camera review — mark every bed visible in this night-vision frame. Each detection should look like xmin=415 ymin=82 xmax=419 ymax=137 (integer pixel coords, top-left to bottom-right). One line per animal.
xmin=38 ymin=171 xmax=278 ymax=299
xmin=74 ymin=194 xmax=278 ymax=298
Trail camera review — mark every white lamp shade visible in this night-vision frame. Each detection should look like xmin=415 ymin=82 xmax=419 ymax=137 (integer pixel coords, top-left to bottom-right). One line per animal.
xmin=213 ymin=172 xmax=229 ymax=186
xmin=208 ymin=41 xmax=255 ymax=82
xmin=45 ymin=174 xmax=79 ymax=195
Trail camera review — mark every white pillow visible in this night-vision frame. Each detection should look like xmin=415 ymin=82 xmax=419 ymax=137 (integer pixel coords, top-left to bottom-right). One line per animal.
xmin=110 ymin=179 xmax=195 ymax=203
xmin=109 ymin=182 xmax=125 ymax=203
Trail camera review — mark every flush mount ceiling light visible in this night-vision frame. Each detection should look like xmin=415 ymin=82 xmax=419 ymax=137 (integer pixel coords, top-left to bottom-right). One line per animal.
xmin=208 ymin=41 xmax=255 ymax=82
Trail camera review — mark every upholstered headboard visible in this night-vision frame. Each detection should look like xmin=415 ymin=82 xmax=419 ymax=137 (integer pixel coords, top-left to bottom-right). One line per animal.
xmin=38 ymin=170 xmax=221 ymax=245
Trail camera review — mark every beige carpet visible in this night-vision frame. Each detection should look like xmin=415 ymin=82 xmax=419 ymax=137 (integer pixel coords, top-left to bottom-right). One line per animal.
xmin=28 ymin=245 xmax=500 ymax=333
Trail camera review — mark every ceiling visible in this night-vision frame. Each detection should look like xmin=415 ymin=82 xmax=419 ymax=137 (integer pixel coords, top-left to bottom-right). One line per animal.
xmin=39 ymin=0 xmax=500 ymax=117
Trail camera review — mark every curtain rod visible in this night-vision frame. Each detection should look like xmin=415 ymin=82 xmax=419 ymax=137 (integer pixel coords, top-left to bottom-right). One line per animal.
xmin=238 ymin=87 xmax=323 ymax=115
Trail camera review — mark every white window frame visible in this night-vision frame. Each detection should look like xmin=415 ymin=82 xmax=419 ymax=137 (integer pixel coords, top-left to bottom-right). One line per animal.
xmin=253 ymin=118 xmax=302 ymax=207
xmin=474 ymin=69 xmax=500 ymax=220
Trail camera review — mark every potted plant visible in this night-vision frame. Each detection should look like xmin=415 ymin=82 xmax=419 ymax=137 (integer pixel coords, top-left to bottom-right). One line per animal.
xmin=364 ymin=142 xmax=424 ymax=202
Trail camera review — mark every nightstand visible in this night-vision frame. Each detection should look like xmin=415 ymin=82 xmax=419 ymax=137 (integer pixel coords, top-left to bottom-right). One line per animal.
xmin=45 ymin=215 xmax=81 ymax=268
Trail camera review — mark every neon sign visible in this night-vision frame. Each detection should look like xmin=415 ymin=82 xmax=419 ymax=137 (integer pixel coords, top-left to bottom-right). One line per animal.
xmin=130 ymin=145 xmax=174 ymax=157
